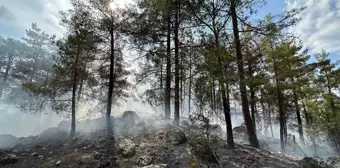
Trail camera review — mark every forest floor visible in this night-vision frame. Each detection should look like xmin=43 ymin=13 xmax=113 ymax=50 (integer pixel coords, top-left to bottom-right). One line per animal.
xmin=0 ymin=113 xmax=334 ymax=168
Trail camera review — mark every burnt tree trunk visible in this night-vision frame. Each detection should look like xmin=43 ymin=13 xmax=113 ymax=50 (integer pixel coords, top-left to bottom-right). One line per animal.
xmin=173 ymin=0 xmax=180 ymax=125
xmin=230 ymin=0 xmax=259 ymax=148
xmin=106 ymin=27 xmax=115 ymax=137
xmin=292 ymin=87 xmax=304 ymax=143
xmin=165 ymin=9 xmax=172 ymax=120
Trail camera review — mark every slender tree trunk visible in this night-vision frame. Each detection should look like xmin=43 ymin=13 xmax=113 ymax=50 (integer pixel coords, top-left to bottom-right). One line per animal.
xmin=260 ymin=87 xmax=266 ymax=131
xmin=173 ymin=0 xmax=180 ymax=125
xmin=77 ymin=79 xmax=84 ymax=102
xmin=70 ymin=42 xmax=81 ymax=137
xmin=106 ymin=27 xmax=115 ymax=137
xmin=0 ymin=56 xmax=12 ymax=99
xmin=248 ymin=61 xmax=256 ymax=131
xmin=302 ymin=102 xmax=309 ymax=125
xmin=292 ymin=88 xmax=304 ymax=143
xmin=165 ymin=10 xmax=171 ymax=120
xmin=213 ymin=80 xmax=216 ymax=110
xmin=188 ymin=53 xmax=192 ymax=116
xmin=268 ymin=104 xmax=274 ymax=138
xmin=210 ymin=79 xmax=214 ymax=110
xmin=273 ymin=59 xmax=285 ymax=151
xmin=223 ymin=83 xmax=234 ymax=148
xmin=180 ymin=52 xmax=184 ymax=117
xmin=326 ymin=73 xmax=336 ymax=116
xmin=230 ymin=0 xmax=259 ymax=148
xmin=160 ymin=58 xmax=163 ymax=89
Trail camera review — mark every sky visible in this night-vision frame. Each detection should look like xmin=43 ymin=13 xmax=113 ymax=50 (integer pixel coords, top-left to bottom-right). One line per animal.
xmin=0 ymin=0 xmax=339 ymax=61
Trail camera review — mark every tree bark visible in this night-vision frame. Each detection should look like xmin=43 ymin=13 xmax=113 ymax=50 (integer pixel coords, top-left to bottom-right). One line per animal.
xmin=248 ymin=61 xmax=256 ymax=131
xmin=165 ymin=9 xmax=171 ymax=120
xmin=70 ymin=41 xmax=81 ymax=137
xmin=302 ymin=102 xmax=309 ymax=125
xmin=292 ymin=88 xmax=304 ymax=143
xmin=273 ymin=58 xmax=285 ymax=151
xmin=223 ymin=83 xmax=234 ymax=148
xmin=230 ymin=0 xmax=259 ymax=148
xmin=188 ymin=52 xmax=192 ymax=116
xmin=106 ymin=26 xmax=115 ymax=137
xmin=173 ymin=0 xmax=180 ymax=125
xmin=260 ymin=87 xmax=266 ymax=131
xmin=160 ymin=58 xmax=163 ymax=89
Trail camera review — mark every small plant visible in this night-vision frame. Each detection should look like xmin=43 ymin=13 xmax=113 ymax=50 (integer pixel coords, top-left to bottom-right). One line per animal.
xmin=188 ymin=112 xmax=221 ymax=166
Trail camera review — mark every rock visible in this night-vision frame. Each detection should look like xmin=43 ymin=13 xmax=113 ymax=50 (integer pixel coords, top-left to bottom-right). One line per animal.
xmin=130 ymin=121 xmax=147 ymax=134
xmin=21 ymin=153 xmax=27 ymax=156
xmin=93 ymin=151 xmax=102 ymax=160
xmin=137 ymin=156 xmax=153 ymax=166
xmin=48 ymin=151 xmax=53 ymax=155
xmin=0 ymin=154 xmax=18 ymax=166
xmin=38 ymin=155 xmax=44 ymax=160
xmin=141 ymin=164 xmax=169 ymax=168
xmin=180 ymin=120 xmax=190 ymax=127
xmin=233 ymin=125 xmax=247 ymax=134
xmin=120 ymin=111 xmax=139 ymax=130
xmin=298 ymin=157 xmax=330 ymax=168
xmin=12 ymin=150 xmax=18 ymax=153
xmin=35 ymin=144 xmax=43 ymax=149
xmin=96 ymin=160 xmax=110 ymax=168
xmin=0 ymin=134 xmax=18 ymax=149
xmin=122 ymin=111 xmax=140 ymax=121
xmin=210 ymin=124 xmax=223 ymax=133
xmin=78 ymin=155 xmax=92 ymax=165
xmin=56 ymin=160 xmax=61 ymax=166
xmin=118 ymin=139 xmax=136 ymax=157
xmin=166 ymin=129 xmax=187 ymax=145
xmin=31 ymin=152 xmax=38 ymax=156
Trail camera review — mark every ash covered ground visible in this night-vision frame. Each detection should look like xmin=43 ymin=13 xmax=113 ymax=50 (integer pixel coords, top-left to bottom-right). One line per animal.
xmin=0 ymin=111 xmax=336 ymax=168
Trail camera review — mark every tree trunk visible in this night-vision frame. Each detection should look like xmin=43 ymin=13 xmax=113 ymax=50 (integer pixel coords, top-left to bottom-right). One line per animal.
xmin=248 ymin=61 xmax=256 ymax=131
xmin=188 ymin=53 xmax=192 ymax=116
xmin=77 ymin=79 xmax=84 ymax=102
xmin=70 ymin=42 xmax=81 ymax=137
xmin=223 ymin=83 xmax=234 ymax=148
xmin=292 ymin=88 xmax=304 ymax=143
xmin=0 ymin=56 xmax=12 ymax=99
xmin=326 ymin=72 xmax=336 ymax=116
xmin=230 ymin=0 xmax=259 ymax=148
xmin=180 ymin=52 xmax=184 ymax=117
xmin=273 ymin=58 xmax=285 ymax=151
xmin=160 ymin=58 xmax=163 ymax=89
xmin=106 ymin=27 xmax=115 ymax=137
xmin=268 ymin=104 xmax=274 ymax=138
xmin=302 ymin=102 xmax=309 ymax=125
xmin=165 ymin=10 xmax=171 ymax=120
xmin=260 ymin=87 xmax=266 ymax=131
xmin=212 ymin=80 xmax=216 ymax=110
xmin=173 ymin=0 xmax=180 ymax=126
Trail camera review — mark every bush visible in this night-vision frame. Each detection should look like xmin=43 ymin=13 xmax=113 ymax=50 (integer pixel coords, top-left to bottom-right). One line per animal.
xmin=188 ymin=112 xmax=220 ymax=165
xmin=188 ymin=136 xmax=218 ymax=164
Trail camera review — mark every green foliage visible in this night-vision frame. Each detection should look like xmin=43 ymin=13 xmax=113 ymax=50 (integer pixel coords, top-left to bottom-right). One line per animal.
xmin=188 ymin=112 xmax=220 ymax=165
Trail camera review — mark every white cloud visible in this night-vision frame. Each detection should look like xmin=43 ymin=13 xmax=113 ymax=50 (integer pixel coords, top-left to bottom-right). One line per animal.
xmin=285 ymin=0 xmax=340 ymax=54
xmin=0 ymin=0 xmax=72 ymax=38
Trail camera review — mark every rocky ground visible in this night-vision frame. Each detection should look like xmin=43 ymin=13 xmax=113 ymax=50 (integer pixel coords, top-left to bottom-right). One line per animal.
xmin=0 ymin=112 xmax=335 ymax=168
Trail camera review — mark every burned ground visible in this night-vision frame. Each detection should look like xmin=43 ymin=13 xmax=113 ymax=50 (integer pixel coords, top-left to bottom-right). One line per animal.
xmin=0 ymin=112 xmax=330 ymax=168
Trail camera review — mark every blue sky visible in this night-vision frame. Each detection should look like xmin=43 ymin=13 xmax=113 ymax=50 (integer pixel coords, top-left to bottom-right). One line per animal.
xmin=256 ymin=0 xmax=286 ymax=19
xmin=0 ymin=0 xmax=339 ymax=62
